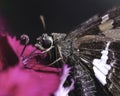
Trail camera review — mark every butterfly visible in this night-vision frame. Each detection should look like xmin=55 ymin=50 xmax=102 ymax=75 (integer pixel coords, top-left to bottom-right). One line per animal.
xmin=58 ymin=6 xmax=120 ymax=96
xmin=18 ymin=6 xmax=120 ymax=96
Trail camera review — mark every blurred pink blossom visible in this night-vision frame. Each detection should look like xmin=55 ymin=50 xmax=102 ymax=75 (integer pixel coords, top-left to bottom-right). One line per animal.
xmin=54 ymin=64 xmax=74 ymax=96
xmin=0 ymin=34 xmax=61 ymax=96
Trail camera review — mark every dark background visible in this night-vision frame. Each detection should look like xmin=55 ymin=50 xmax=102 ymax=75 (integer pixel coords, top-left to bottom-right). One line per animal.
xmin=0 ymin=0 xmax=120 ymax=43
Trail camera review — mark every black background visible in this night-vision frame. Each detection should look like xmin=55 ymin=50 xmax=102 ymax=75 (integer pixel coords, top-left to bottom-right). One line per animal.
xmin=0 ymin=0 xmax=120 ymax=43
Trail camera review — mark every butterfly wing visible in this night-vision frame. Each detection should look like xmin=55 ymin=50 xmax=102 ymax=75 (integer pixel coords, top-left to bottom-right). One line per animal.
xmin=62 ymin=6 xmax=120 ymax=96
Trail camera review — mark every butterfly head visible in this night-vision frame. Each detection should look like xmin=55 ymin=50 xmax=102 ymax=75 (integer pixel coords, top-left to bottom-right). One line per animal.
xmin=35 ymin=33 xmax=53 ymax=51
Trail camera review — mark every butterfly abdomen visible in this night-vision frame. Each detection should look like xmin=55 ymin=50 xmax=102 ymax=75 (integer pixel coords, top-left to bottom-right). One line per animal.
xmin=66 ymin=53 xmax=96 ymax=96
xmin=73 ymin=64 xmax=96 ymax=96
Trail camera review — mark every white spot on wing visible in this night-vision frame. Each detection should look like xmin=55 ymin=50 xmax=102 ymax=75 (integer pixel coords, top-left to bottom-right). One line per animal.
xmin=101 ymin=14 xmax=109 ymax=24
xmin=93 ymin=41 xmax=111 ymax=85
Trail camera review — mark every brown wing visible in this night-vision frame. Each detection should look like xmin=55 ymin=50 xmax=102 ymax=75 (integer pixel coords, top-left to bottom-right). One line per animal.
xmin=64 ymin=6 xmax=120 ymax=96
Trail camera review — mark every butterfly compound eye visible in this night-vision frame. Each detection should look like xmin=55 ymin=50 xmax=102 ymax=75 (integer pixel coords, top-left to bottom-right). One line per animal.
xmin=41 ymin=34 xmax=53 ymax=49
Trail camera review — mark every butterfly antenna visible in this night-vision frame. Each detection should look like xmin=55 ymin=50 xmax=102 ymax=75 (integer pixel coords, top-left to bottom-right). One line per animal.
xmin=40 ymin=15 xmax=46 ymax=32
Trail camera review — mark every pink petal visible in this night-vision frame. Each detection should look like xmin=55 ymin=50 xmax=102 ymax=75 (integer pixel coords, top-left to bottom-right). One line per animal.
xmin=54 ymin=64 xmax=74 ymax=96
xmin=0 ymin=33 xmax=62 ymax=96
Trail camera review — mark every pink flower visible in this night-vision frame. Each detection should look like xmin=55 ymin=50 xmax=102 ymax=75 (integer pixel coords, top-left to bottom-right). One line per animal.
xmin=0 ymin=33 xmax=61 ymax=96
xmin=54 ymin=64 xmax=74 ymax=96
